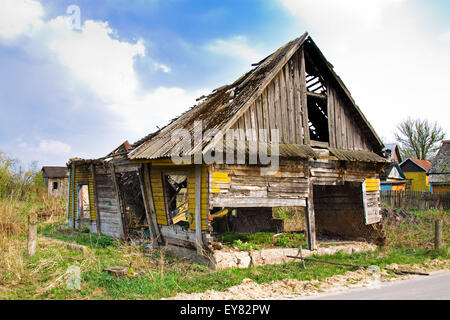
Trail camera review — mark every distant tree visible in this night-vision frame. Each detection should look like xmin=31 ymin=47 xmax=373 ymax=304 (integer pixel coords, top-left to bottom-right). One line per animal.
xmin=395 ymin=118 xmax=446 ymax=160
xmin=0 ymin=151 xmax=46 ymax=199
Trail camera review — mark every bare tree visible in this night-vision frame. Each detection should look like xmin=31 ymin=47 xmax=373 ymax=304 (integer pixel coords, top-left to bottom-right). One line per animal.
xmin=395 ymin=118 xmax=446 ymax=160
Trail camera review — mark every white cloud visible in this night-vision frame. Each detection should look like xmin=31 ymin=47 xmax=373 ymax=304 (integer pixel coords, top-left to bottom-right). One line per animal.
xmin=279 ymin=0 xmax=450 ymax=141
xmin=154 ymin=62 xmax=171 ymax=73
xmin=109 ymin=86 xmax=207 ymax=137
xmin=0 ymin=0 xmax=203 ymax=143
xmin=0 ymin=0 xmax=44 ymax=39
xmin=43 ymin=18 xmax=146 ymax=103
xmin=205 ymin=35 xmax=265 ymax=65
xmin=36 ymin=139 xmax=72 ymax=155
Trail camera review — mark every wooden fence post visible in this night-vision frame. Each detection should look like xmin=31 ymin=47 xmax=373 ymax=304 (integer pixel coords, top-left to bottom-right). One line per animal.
xmin=27 ymin=213 xmax=37 ymax=256
xmin=434 ymin=220 xmax=443 ymax=250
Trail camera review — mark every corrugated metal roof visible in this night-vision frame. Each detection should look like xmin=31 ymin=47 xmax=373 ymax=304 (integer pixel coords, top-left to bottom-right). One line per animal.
xmin=409 ymin=158 xmax=432 ymax=171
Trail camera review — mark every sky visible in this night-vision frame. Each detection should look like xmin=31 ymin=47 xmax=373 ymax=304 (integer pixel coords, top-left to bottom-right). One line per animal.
xmin=0 ymin=0 xmax=449 ymax=167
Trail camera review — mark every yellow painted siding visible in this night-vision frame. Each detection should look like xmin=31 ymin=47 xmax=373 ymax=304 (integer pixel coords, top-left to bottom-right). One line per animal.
xmin=149 ymin=166 xmax=168 ymax=225
xmin=404 ymin=172 xmax=430 ymax=191
xmin=188 ymin=166 xmax=208 ymax=231
xmin=68 ymin=165 xmax=96 ymax=221
xmin=365 ymin=178 xmax=380 ymax=192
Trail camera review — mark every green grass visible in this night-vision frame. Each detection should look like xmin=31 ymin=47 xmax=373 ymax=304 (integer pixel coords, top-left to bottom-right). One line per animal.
xmin=217 ymin=231 xmax=307 ymax=250
xmin=70 ymin=247 xmax=447 ymax=300
xmin=1 ymin=204 xmax=448 ymax=300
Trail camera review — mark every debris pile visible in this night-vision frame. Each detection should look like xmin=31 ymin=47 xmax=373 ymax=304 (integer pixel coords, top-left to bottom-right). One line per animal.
xmin=380 ymin=208 xmax=417 ymax=225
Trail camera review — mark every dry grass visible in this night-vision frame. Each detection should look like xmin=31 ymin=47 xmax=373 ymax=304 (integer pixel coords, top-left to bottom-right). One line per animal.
xmin=0 ymin=196 xmax=67 ymax=298
xmin=383 ymin=209 xmax=449 ymax=250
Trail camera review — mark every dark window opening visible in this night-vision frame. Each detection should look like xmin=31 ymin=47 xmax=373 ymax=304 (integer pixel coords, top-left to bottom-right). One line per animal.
xmin=53 ymin=181 xmax=58 ymax=190
xmin=307 ymin=96 xmax=329 ymax=142
xmin=117 ymin=171 xmax=148 ymax=240
xmin=163 ymin=174 xmax=188 ymax=225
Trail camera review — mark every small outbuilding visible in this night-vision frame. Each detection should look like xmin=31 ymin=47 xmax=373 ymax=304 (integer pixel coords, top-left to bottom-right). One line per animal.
xmin=42 ymin=166 xmax=69 ymax=198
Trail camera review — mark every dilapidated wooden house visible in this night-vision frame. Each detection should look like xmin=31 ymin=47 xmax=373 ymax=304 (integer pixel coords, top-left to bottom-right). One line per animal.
xmin=67 ymin=33 xmax=388 ymax=259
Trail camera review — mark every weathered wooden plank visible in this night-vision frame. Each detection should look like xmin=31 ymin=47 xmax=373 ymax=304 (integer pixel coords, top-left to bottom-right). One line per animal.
xmin=110 ymin=163 xmax=125 ymax=239
xmin=292 ymin=52 xmax=303 ymax=144
xmin=299 ymin=47 xmax=310 ymax=144
xmin=91 ymin=164 xmax=101 ymax=233
xmin=194 ymin=165 xmax=203 ymax=252
xmin=210 ymin=197 xmax=306 ymax=207
xmin=306 ymin=179 xmax=316 ymax=250
xmin=279 ymin=67 xmax=289 ymax=143
xmin=286 ymin=62 xmax=296 ymax=144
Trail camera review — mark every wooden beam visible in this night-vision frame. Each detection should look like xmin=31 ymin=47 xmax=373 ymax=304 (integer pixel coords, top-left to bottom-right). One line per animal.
xmin=306 ymin=179 xmax=317 ymax=250
xmin=71 ymin=162 xmax=76 ymax=229
xmin=195 ymin=164 xmax=203 ymax=254
xmin=306 ymin=91 xmax=327 ymax=100
xmin=90 ymin=163 xmax=101 ymax=234
xmin=300 ymin=47 xmax=310 ymax=144
xmin=137 ymin=164 xmax=155 ymax=245
xmin=110 ymin=163 xmax=127 ymax=240
xmin=145 ymin=164 xmax=162 ymax=245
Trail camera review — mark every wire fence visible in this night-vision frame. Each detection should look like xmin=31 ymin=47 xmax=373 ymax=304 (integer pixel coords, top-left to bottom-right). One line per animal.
xmin=380 ymin=190 xmax=450 ymax=210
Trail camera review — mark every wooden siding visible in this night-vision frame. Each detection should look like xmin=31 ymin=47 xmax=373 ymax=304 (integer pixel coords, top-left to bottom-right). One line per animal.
xmin=209 ymin=160 xmax=380 ymax=216
xmin=229 ymin=48 xmax=374 ymax=152
xmin=230 ymin=51 xmax=307 ymax=145
xmin=68 ymin=165 xmax=96 ymax=221
xmin=188 ymin=165 xmax=208 ymax=231
xmin=92 ymin=166 xmax=122 ymax=238
xmin=210 ymin=163 xmax=308 ymax=208
xmin=327 ymin=85 xmax=373 ymax=151
xmin=149 ymin=166 xmax=169 ymax=225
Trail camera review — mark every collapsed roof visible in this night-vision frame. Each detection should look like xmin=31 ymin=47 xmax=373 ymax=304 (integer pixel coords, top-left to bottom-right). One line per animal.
xmin=128 ymin=32 xmax=384 ymax=162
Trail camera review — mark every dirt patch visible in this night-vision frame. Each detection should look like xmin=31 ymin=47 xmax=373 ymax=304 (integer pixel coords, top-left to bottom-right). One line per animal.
xmin=168 ymin=259 xmax=450 ymax=300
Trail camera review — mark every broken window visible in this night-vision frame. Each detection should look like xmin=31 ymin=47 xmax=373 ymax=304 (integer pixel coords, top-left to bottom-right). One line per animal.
xmin=163 ymin=174 xmax=188 ymax=225
xmin=53 ymin=181 xmax=58 ymax=190
xmin=77 ymin=184 xmax=90 ymax=219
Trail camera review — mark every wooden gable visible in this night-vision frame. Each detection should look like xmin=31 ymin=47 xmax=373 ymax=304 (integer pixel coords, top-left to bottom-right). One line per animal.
xmin=226 ymin=39 xmax=379 ymax=153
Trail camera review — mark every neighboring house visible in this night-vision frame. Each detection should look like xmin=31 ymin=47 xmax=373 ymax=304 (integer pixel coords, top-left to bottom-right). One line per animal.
xmin=42 ymin=166 xmax=69 ymax=198
xmin=66 ymin=33 xmax=388 ymax=261
xmin=427 ymin=140 xmax=450 ymax=193
xmin=399 ymin=158 xmax=432 ymax=191
xmin=382 ymin=143 xmax=402 ymax=163
xmin=380 ymin=162 xmax=406 ymax=191
xmin=381 ymin=143 xmax=405 ymax=191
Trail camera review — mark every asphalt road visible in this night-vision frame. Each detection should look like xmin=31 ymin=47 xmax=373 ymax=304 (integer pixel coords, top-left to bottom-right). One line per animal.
xmin=297 ymin=271 xmax=450 ymax=300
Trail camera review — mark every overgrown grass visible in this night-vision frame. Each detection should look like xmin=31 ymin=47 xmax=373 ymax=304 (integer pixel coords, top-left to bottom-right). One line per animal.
xmin=383 ymin=209 xmax=449 ymax=250
xmin=217 ymin=231 xmax=307 ymax=250
xmin=0 ymin=201 xmax=448 ymax=300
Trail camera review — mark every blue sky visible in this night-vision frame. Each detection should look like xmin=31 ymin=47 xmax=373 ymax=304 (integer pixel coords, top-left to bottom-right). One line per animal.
xmin=0 ymin=0 xmax=449 ymax=167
